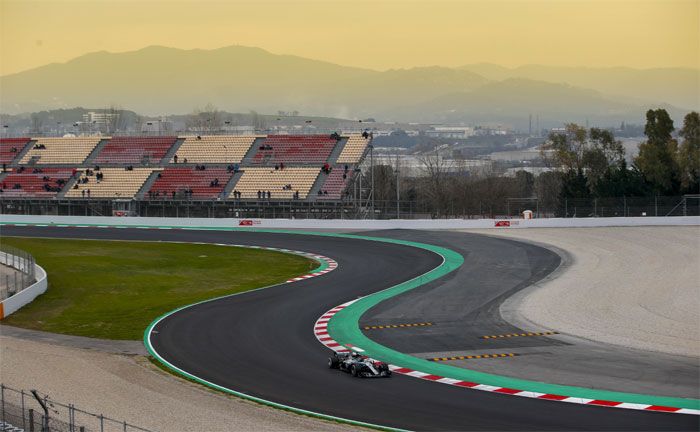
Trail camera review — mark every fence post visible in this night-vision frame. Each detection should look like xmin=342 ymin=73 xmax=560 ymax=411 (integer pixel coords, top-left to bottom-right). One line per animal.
xmin=21 ymin=390 xmax=26 ymax=431
xmin=29 ymin=409 xmax=35 ymax=432
xmin=124 ymin=420 xmax=127 ymax=432
xmin=1 ymin=383 xmax=5 ymax=424
xmin=655 ymin=195 xmax=658 ymax=216
xmin=100 ymin=414 xmax=104 ymax=432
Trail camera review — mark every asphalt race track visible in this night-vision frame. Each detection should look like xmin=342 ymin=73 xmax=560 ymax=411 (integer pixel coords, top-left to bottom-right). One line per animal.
xmin=3 ymin=225 xmax=697 ymax=431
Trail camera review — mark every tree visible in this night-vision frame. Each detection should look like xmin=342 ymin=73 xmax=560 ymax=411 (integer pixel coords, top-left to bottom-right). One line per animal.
xmin=186 ymin=103 xmax=222 ymax=133
xmin=634 ymin=109 xmax=679 ymax=194
xmin=584 ymin=128 xmax=625 ymax=194
xmin=250 ymin=111 xmax=267 ymax=131
xmin=542 ymin=123 xmax=588 ymax=172
xmin=514 ymin=170 xmax=535 ymax=197
xmin=677 ymin=112 xmax=700 ymax=193
xmin=417 ymin=152 xmax=452 ymax=217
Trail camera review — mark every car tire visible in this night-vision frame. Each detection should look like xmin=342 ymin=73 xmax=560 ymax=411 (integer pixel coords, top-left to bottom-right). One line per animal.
xmin=351 ymin=364 xmax=359 ymax=377
xmin=328 ymin=357 xmax=339 ymax=369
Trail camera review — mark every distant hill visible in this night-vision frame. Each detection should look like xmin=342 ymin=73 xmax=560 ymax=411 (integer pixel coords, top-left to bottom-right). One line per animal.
xmin=0 ymin=45 xmax=486 ymax=118
xmin=460 ymin=63 xmax=699 ymax=111
xmin=384 ymin=78 xmax=692 ymax=129
xmin=0 ymin=45 xmax=694 ymax=129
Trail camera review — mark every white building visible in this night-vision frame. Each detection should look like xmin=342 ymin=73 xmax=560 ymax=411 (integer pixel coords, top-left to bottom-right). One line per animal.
xmin=425 ymin=126 xmax=474 ymax=139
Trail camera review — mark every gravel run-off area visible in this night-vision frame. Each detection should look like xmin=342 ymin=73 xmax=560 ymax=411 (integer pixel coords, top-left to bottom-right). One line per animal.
xmin=0 ymin=333 xmax=357 ymax=432
xmin=463 ymin=226 xmax=700 ymax=358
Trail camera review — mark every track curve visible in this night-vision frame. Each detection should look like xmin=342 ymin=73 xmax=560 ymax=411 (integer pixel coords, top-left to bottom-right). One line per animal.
xmin=2 ymin=225 xmax=697 ymax=431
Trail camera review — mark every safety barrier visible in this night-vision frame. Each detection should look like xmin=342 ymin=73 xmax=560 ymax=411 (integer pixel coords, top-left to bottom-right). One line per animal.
xmin=0 ymin=214 xmax=698 ymax=230
xmin=0 ymin=259 xmax=46 ymax=319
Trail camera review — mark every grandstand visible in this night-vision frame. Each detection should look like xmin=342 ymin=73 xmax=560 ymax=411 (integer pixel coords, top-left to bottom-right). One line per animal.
xmin=316 ymin=166 xmax=353 ymax=200
xmin=19 ymin=138 xmax=101 ymax=165
xmin=172 ymin=135 xmax=259 ymax=164
xmin=93 ymin=136 xmax=177 ymax=165
xmin=1 ymin=138 xmax=31 ymax=164
xmin=337 ymin=135 xmax=369 ymax=164
xmin=252 ymin=135 xmax=337 ymax=164
xmin=64 ymin=168 xmax=157 ymax=199
xmin=230 ymin=167 xmax=320 ymax=200
xmin=147 ymin=167 xmax=233 ymax=199
xmin=0 ymin=168 xmax=74 ymax=198
xmin=0 ymin=134 xmax=370 ymax=207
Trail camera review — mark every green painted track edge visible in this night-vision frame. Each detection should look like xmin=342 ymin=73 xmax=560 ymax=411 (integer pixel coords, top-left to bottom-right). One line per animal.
xmin=3 ymin=221 xmax=698 ymax=412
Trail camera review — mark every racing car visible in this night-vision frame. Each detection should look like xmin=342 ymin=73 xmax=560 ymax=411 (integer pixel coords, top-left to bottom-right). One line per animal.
xmin=328 ymin=351 xmax=392 ymax=378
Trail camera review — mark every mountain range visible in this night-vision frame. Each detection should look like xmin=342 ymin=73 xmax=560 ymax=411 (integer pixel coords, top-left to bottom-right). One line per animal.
xmin=1 ymin=45 xmax=697 ymax=129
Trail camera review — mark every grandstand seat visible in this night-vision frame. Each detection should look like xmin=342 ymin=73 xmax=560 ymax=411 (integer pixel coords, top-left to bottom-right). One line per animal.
xmin=0 ymin=138 xmax=31 ymax=164
xmin=93 ymin=136 xmax=177 ymax=165
xmin=252 ymin=135 xmax=337 ymax=165
xmin=172 ymin=136 xmax=259 ymax=164
xmin=0 ymin=168 xmax=74 ymax=198
xmin=64 ymin=168 xmax=156 ymax=199
xmin=336 ymin=135 xmax=369 ymax=164
xmin=19 ymin=138 xmax=101 ymax=165
xmin=146 ymin=168 xmax=233 ymax=199
xmin=229 ymin=167 xmax=320 ymax=200
xmin=316 ymin=165 xmax=354 ymax=200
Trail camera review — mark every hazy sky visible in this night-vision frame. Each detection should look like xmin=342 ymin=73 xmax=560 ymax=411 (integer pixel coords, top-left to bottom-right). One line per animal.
xmin=1 ymin=0 xmax=697 ymax=76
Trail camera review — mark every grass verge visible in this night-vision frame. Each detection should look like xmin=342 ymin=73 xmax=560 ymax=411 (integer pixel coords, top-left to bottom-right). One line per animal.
xmin=0 ymin=236 xmax=316 ymax=340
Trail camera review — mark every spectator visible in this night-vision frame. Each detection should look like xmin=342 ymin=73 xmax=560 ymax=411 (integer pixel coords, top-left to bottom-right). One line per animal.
xmin=94 ymin=165 xmax=100 ymax=171
xmin=275 ymin=164 xmax=279 ymax=171
xmin=279 ymin=162 xmax=284 ymax=170
xmin=183 ymin=158 xmax=188 ymax=164
xmin=81 ymin=190 xmax=85 ymax=197
xmin=172 ymin=191 xmax=176 ymax=199
xmin=267 ymin=190 xmax=271 ymax=199
xmin=10 ymin=147 xmax=17 ymax=153
xmin=173 ymin=154 xmax=178 ymax=164
xmin=1 ymin=163 xmax=5 ymax=172
xmin=257 ymin=190 xmax=262 ymax=199
xmin=86 ymin=189 xmax=91 ymax=198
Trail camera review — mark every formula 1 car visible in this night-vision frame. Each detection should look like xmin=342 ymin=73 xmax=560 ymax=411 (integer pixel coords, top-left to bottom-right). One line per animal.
xmin=328 ymin=351 xmax=392 ymax=378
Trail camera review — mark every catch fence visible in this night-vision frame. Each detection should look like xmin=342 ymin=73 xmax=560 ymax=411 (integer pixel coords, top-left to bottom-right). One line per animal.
xmin=0 ymin=385 xmax=153 ymax=432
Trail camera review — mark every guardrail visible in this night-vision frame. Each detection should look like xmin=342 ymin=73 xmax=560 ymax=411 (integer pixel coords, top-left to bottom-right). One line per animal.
xmin=0 ymin=245 xmax=36 ymax=302
xmin=0 ymin=245 xmax=46 ymax=320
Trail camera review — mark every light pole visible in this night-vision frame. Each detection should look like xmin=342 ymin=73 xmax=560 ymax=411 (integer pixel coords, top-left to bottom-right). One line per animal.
xmin=369 ymin=144 xmax=374 ymax=218
xmin=395 ymin=152 xmax=400 ymax=219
